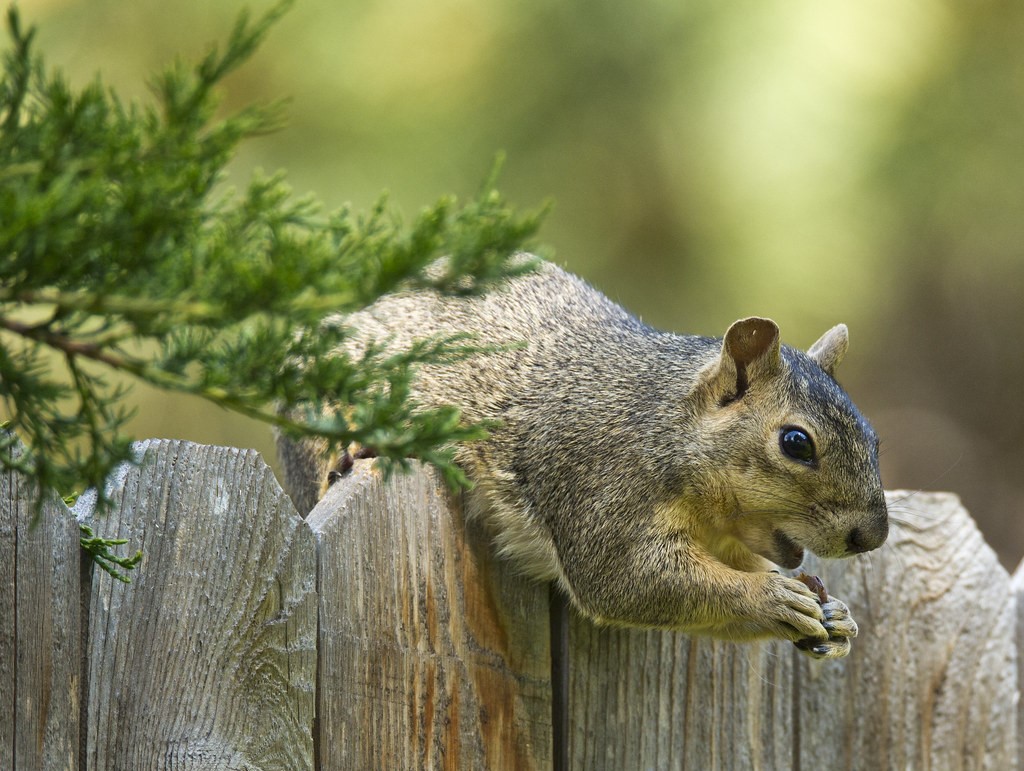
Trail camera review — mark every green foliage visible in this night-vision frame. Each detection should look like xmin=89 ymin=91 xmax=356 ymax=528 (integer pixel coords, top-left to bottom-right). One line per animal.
xmin=0 ymin=3 xmax=545 ymax=579
xmin=79 ymin=523 xmax=143 ymax=584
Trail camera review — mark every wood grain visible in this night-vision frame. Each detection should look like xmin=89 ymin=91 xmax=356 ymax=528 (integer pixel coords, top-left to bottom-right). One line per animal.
xmin=309 ymin=460 xmax=552 ymax=770
xmin=0 ymin=441 xmax=81 ymax=771
xmin=797 ymin=491 xmax=1017 ymax=770
xmin=78 ymin=440 xmax=317 ymax=771
xmin=568 ymin=622 xmax=794 ymax=770
xmin=1011 ymin=555 xmax=1024 ymax=771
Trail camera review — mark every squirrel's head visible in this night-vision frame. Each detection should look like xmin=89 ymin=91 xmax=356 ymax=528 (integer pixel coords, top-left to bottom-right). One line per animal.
xmin=692 ymin=317 xmax=888 ymax=569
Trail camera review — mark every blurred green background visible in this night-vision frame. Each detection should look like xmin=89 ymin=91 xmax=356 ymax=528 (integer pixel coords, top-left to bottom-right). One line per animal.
xmin=18 ymin=0 xmax=1024 ymax=565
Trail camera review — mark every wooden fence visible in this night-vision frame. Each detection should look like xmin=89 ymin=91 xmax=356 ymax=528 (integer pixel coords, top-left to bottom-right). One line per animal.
xmin=1 ymin=438 xmax=1020 ymax=769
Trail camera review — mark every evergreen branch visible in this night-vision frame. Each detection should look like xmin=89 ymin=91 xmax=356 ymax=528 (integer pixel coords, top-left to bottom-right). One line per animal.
xmin=0 ymin=288 xmax=220 ymax=321
xmin=0 ymin=5 xmax=33 ymax=132
xmin=1 ymin=315 xmax=133 ymax=370
xmin=0 ymin=285 xmax=371 ymax=322
xmin=80 ymin=524 xmax=143 ymax=583
xmin=0 ymin=4 xmax=547 ymax=573
xmin=0 ymin=311 xmax=478 ymax=449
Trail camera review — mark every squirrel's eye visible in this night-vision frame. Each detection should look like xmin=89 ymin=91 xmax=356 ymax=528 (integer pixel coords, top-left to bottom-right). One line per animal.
xmin=780 ymin=427 xmax=816 ymax=464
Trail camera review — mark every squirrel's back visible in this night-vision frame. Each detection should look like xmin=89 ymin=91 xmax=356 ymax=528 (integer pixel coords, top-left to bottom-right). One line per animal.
xmin=345 ymin=262 xmax=711 ymax=422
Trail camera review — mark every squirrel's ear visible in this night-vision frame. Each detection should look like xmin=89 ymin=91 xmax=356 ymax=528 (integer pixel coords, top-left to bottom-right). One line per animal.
xmin=724 ymin=317 xmax=781 ymax=371
xmin=807 ymin=323 xmax=848 ymax=376
xmin=703 ymin=317 xmax=781 ymax=402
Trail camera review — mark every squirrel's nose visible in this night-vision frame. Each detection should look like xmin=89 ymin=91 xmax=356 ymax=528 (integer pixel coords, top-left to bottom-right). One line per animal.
xmin=846 ymin=528 xmax=871 ymax=553
xmin=846 ymin=519 xmax=888 ymax=554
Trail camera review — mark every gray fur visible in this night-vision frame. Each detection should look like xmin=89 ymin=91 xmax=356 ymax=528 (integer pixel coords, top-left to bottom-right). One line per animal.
xmin=280 ymin=259 xmax=888 ymax=656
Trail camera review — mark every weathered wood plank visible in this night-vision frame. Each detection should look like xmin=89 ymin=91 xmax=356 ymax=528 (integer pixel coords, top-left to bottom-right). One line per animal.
xmin=77 ymin=440 xmax=317 ymax=771
xmin=0 ymin=442 xmax=82 ymax=771
xmin=568 ymin=622 xmax=794 ymax=770
xmin=797 ymin=491 xmax=1017 ymax=770
xmin=1011 ymin=556 xmax=1024 ymax=771
xmin=309 ymin=460 xmax=552 ymax=770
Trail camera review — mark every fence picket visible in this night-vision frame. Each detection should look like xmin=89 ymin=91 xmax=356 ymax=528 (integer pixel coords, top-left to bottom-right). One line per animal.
xmin=77 ymin=440 xmax=316 ymax=771
xmin=309 ymin=460 xmax=553 ymax=770
xmin=0 ymin=441 xmax=81 ymax=771
xmin=797 ymin=492 xmax=1017 ymax=770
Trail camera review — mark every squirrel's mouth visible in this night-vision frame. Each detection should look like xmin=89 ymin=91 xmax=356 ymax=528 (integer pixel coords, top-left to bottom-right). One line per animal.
xmin=771 ymin=529 xmax=805 ymax=569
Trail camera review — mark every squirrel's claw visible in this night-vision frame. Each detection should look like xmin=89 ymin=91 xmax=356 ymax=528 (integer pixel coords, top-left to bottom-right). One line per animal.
xmin=795 ymin=635 xmax=852 ymax=659
xmin=821 ymin=597 xmax=858 ymax=638
xmin=794 ymin=597 xmax=858 ymax=659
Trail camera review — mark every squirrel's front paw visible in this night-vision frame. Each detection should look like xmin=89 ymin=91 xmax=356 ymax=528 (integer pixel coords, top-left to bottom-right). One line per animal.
xmin=758 ymin=573 xmax=828 ymax=643
xmin=794 ymin=597 xmax=858 ymax=659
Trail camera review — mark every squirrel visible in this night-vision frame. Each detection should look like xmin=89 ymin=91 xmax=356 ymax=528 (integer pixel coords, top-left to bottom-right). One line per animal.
xmin=278 ymin=258 xmax=888 ymax=659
